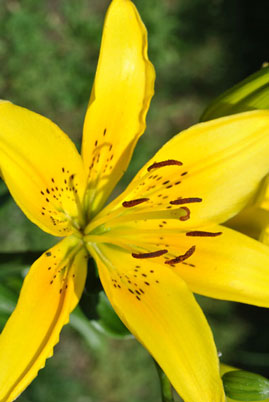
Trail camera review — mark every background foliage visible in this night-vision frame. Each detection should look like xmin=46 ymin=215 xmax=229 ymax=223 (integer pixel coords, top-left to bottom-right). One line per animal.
xmin=0 ymin=0 xmax=268 ymax=401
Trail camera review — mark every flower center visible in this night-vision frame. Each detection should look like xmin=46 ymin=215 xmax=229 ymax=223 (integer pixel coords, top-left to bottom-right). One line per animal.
xmin=82 ymin=158 xmax=223 ymax=269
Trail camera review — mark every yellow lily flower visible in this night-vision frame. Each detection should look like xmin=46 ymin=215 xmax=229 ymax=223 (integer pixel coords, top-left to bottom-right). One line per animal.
xmin=0 ymin=0 xmax=269 ymax=401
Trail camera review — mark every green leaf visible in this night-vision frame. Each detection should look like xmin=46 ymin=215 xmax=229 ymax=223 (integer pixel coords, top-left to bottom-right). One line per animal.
xmin=0 ymin=312 xmax=10 ymax=330
xmin=154 ymin=361 xmax=175 ymax=402
xmin=0 ymin=283 xmax=16 ymax=314
xmin=0 ymin=283 xmax=18 ymax=331
xmin=93 ymin=291 xmax=132 ymax=339
xmin=0 ymin=251 xmax=42 ymax=278
xmin=0 ymin=190 xmax=10 ymax=207
xmin=79 ymin=257 xmax=103 ymax=320
xmin=70 ymin=307 xmax=105 ymax=351
xmin=222 ymin=370 xmax=269 ymax=401
xmin=79 ymin=258 xmax=131 ymax=339
xmin=201 ymin=65 xmax=269 ymax=122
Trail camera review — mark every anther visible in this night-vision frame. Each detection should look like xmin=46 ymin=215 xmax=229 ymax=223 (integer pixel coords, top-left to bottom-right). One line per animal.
xmin=179 ymin=206 xmax=191 ymax=221
xmin=122 ymin=198 xmax=149 ymax=208
xmin=147 ymin=159 xmax=183 ymax=171
xmin=165 ymin=246 xmax=196 ymax=265
xmin=170 ymin=197 xmax=202 ymax=205
xmin=186 ymin=231 xmax=222 ymax=237
xmin=132 ymin=249 xmax=168 ymax=259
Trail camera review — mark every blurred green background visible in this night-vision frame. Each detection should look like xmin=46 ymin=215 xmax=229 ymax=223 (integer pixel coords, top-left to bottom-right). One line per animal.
xmin=0 ymin=0 xmax=268 ymax=401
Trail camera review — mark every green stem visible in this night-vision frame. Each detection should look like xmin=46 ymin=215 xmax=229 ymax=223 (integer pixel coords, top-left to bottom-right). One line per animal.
xmin=154 ymin=360 xmax=175 ymax=402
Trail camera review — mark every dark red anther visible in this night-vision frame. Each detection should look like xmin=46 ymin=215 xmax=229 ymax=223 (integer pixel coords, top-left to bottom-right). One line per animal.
xmin=179 ymin=206 xmax=190 ymax=221
xmin=132 ymin=250 xmax=168 ymax=259
xmin=170 ymin=197 xmax=202 ymax=205
xmin=186 ymin=231 xmax=222 ymax=237
xmin=165 ymin=246 xmax=196 ymax=265
xmin=147 ymin=159 xmax=183 ymax=172
xmin=122 ymin=198 xmax=149 ymax=208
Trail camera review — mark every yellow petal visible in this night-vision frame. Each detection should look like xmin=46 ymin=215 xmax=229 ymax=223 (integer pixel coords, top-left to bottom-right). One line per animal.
xmin=92 ymin=111 xmax=269 ymax=229
xmin=226 ymin=206 xmax=269 ymax=242
xmin=0 ymin=102 xmax=87 ymax=236
xmin=226 ymin=174 xmax=269 ymax=246
xmin=260 ymin=225 xmax=269 ymax=245
xmin=89 ymin=242 xmax=225 ymax=402
xmin=255 ymin=174 xmax=269 ymax=211
xmin=93 ymin=219 xmax=269 ymax=307
xmin=0 ymin=237 xmax=87 ymax=402
xmin=220 ymin=364 xmax=237 ymax=377
xmin=158 ymin=224 xmax=269 ymax=307
xmin=183 ymin=225 xmax=269 ymax=306
xmin=81 ymin=0 xmax=155 ymax=216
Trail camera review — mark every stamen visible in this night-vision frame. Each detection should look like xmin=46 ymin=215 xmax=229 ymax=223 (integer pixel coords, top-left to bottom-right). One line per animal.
xmin=132 ymin=249 xmax=168 ymax=259
xmin=179 ymin=206 xmax=190 ymax=221
xmin=170 ymin=197 xmax=202 ymax=205
xmin=165 ymin=246 xmax=196 ymax=265
xmin=147 ymin=159 xmax=183 ymax=171
xmin=68 ymin=174 xmax=86 ymax=229
xmin=122 ymin=198 xmax=149 ymax=208
xmin=186 ymin=231 xmax=222 ymax=237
